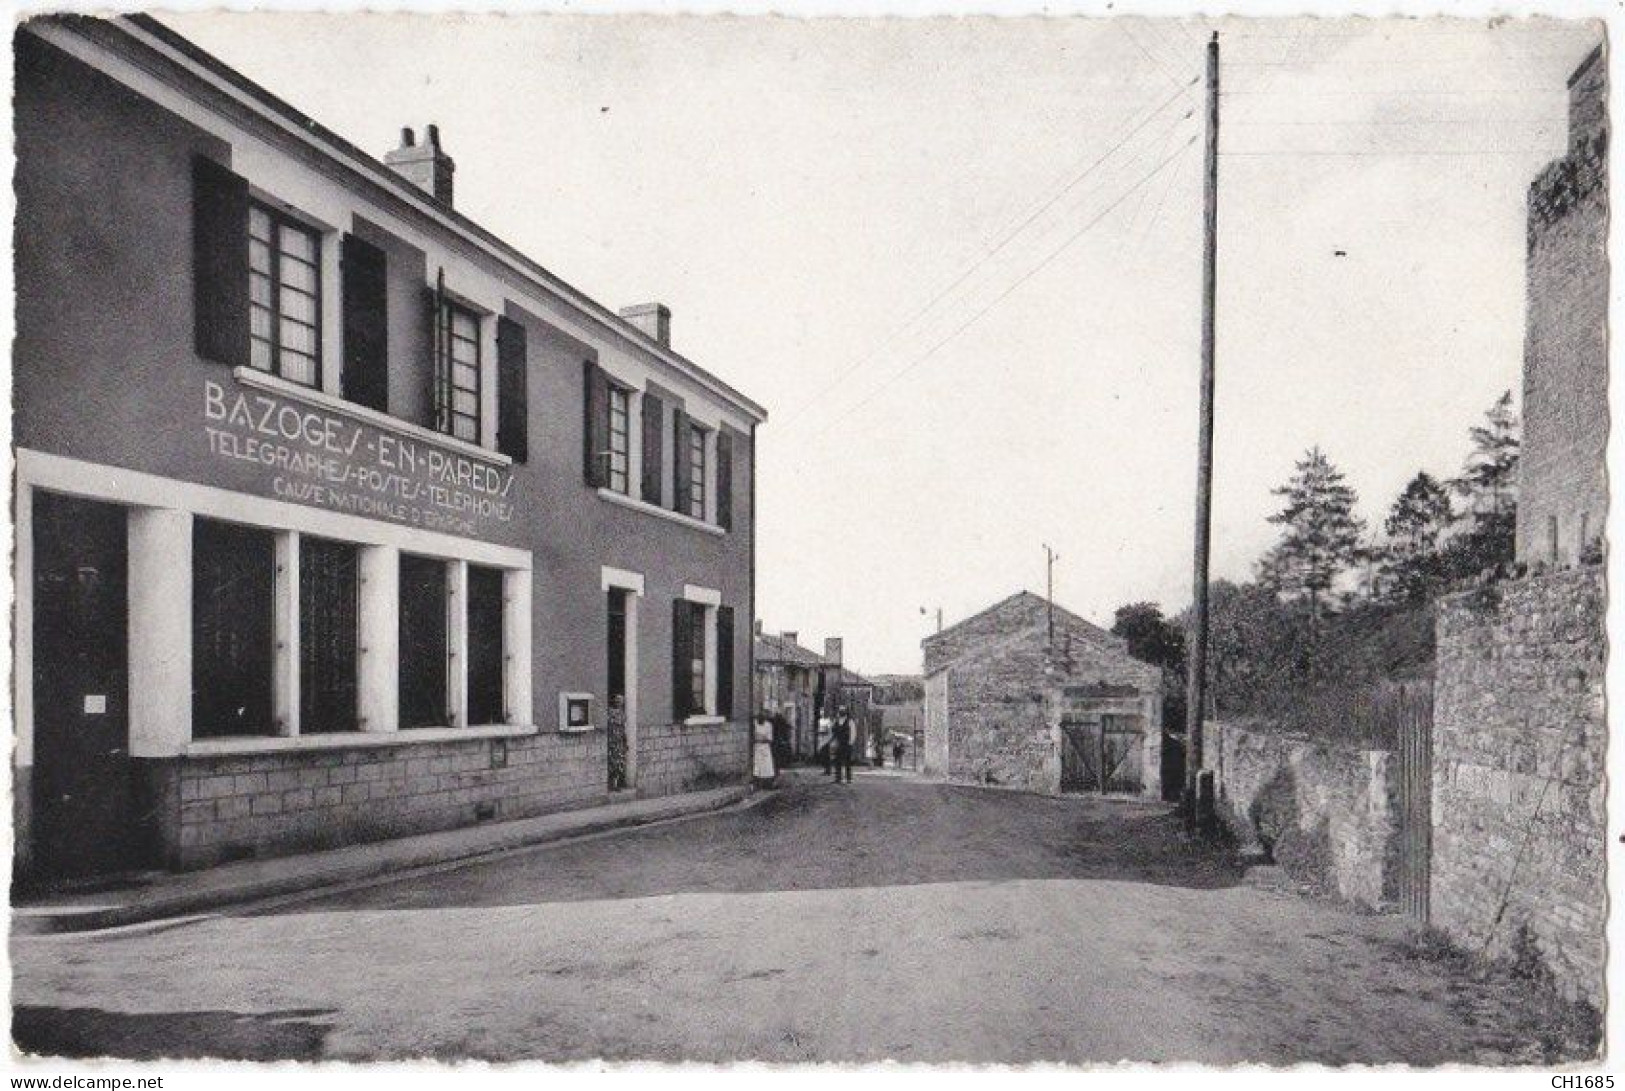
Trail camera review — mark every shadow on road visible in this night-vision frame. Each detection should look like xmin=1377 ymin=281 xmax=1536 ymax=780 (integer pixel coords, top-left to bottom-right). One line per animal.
xmin=251 ymin=779 xmax=1243 ymax=917
xmin=12 ymin=1004 xmax=335 ymax=1061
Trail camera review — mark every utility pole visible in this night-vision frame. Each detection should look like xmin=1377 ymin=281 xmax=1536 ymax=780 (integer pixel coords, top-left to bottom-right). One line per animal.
xmin=1043 ymin=544 xmax=1060 ymax=648
xmin=1184 ymin=31 xmax=1220 ymax=826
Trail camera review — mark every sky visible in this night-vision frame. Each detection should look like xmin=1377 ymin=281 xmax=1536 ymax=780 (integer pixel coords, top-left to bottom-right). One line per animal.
xmin=158 ymin=10 xmax=1603 ymax=674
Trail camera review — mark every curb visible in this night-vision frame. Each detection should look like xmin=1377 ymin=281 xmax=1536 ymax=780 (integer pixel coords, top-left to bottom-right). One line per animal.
xmin=15 ymin=785 xmax=754 ymax=935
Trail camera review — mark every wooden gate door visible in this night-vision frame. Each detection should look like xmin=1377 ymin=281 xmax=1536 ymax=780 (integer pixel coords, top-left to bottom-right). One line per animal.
xmin=1393 ymin=682 xmax=1434 ymax=921
xmin=1101 ymin=715 xmax=1143 ymax=795
xmin=1060 ymin=721 xmax=1100 ymax=792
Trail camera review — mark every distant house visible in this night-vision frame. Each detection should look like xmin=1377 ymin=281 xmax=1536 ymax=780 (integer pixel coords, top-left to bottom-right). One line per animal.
xmin=753 ymin=627 xmax=828 ymax=758
xmin=1517 ymin=44 xmax=1607 ymax=567
xmin=921 ymin=591 xmax=1162 ymax=797
xmin=752 ymin=627 xmax=882 ymax=762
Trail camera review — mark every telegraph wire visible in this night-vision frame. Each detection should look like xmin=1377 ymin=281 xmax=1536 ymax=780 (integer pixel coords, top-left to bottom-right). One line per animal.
xmin=799 ymin=134 xmax=1199 ymax=447
xmin=1119 ymin=21 xmax=1187 ymax=90
xmin=773 ymin=76 xmax=1199 ymax=433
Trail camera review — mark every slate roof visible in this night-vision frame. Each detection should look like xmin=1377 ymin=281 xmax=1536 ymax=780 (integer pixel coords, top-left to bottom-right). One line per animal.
xmin=753 ymin=632 xmax=829 ymax=669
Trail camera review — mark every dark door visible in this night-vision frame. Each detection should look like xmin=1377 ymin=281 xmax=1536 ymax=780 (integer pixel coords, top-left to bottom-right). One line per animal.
xmin=1059 ymin=721 xmax=1100 ymax=793
xmin=606 ymin=588 xmax=629 ymax=790
xmin=465 ymin=565 xmax=505 ymax=726
xmin=31 ymin=492 xmax=134 ymax=880
xmin=1101 ymin=714 xmax=1143 ymax=794
xmin=400 ymin=555 xmax=449 ymax=728
xmin=299 ymin=537 xmax=359 ymax=734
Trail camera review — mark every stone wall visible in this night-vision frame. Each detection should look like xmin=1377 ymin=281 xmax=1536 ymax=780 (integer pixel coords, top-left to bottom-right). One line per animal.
xmin=172 ymin=722 xmax=749 ymax=870
xmin=938 ymin=623 xmax=1160 ymax=795
xmin=635 ymin=719 xmax=752 ymax=798
xmin=946 ymin=635 xmax=1054 ymax=792
xmin=1517 ymin=46 xmax=1607 ymax=567
xmin=1204 ymin=720 xmax=1400 ymax=910
xmin=1431 ymin=569 xmax=1605 ymax=1006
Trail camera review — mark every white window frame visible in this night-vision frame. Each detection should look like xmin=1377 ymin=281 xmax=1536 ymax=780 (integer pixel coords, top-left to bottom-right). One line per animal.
xmin=13 ymin=448 xmax=535 ymax=765
xmin=682 ymin=583 xmax=723 ymax=725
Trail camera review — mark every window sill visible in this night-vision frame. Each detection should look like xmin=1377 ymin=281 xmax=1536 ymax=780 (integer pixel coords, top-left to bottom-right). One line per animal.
xmin=232 ymin=367 xmax=511 ymax=468
xmin=683 ymin=715 xmax=727 ymax=727
xmin=184 ymin=722 xmax=537 ymax=757
xmin=597 ymin=488 xmax=724 ymax=536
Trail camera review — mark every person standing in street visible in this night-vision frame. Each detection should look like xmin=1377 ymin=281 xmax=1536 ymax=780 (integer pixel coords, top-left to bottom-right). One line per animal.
xmin=832 ymin=709 xmax=855 ymax=784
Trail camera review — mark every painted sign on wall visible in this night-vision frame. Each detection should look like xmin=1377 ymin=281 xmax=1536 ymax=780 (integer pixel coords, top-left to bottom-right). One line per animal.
xmin=202 ymin=377 xmax=515 ymax=537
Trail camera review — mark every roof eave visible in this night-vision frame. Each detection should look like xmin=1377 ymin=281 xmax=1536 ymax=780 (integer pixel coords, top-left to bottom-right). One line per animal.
xmin=101 ymin=13 xmax=768 ymax=423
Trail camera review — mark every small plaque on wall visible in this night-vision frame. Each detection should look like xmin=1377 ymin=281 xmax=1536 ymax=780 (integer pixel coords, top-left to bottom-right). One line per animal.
xmin=559 ymin=692 xmax=595 ymax=732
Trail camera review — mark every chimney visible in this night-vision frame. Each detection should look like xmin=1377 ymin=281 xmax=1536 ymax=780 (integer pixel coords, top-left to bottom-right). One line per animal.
xmin=620 ymin=302 xmax=672 ymax=348
xmin=825 ymin=638 xmax=844 ymax=666
xmin=385 ymin=125 xmax=455 ymax=206
xmin=782 ymin=631 xmax=798 ymax=647
xmin=754 ymin=618 xmax=764 ymax=635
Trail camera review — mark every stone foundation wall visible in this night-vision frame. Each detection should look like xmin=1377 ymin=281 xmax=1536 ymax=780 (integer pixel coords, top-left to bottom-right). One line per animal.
xmin=172 ymin=720 xmax=748 ymax=870
xmin=1204 ymin=720 xmax=1399 ymax=910
xmin=634 ymin=719 xmax=751 ymax=798
xmin=1431 ymin=569 xmax=1605 ymax=1006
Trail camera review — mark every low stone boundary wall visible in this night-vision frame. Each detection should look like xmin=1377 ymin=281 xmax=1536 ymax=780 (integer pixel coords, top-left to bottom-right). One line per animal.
xmin=1432 ymin=569 xmax=1605 ymax=1007
xmin=1204 ymin=720 xmax=1399 ymax=909
xmin=163 ymin=721 xmax=750 ymax=871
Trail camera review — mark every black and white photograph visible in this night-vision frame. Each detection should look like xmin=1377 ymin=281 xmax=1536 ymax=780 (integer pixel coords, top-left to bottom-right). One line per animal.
xmin=3 ymin=3 xmax=1617 ymax=1076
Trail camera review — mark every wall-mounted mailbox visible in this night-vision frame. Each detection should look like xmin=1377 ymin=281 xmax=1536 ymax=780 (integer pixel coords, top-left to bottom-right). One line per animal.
xmin=559 ymin=692 xmax=595 ymax=733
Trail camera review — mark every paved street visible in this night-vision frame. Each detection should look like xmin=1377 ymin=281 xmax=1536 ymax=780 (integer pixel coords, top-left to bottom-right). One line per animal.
xmin=12 ymin=775 xmax=1553 ymax=1064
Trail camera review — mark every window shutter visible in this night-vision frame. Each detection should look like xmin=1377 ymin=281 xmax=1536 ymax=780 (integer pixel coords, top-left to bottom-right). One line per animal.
xmin=672 ymin=598 xmax=693 ymax=721
xmin=641 ymin=392 xmax=665 ymax=505
xmin=583 ymin=360 xmax=611 ymax=488
xmin=716 ymin=605 xmax=735 ymax=720
xmin=716 ymin=430 xmax=734 ymax=531
xmin=192 ymin=155 xmax=250 ymax=367
xmin=340 ymin=233 xmax=389 ymax=412
xmin=672 ymin=408 xmax=692 ymax=515
xmin=496 ymin=315 xmax=529 ymax=462
xmin=424 ymin=285 xmax=445 ymax=432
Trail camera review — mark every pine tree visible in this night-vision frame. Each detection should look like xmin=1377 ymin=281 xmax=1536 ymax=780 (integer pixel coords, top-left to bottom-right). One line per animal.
xmin=1376 ymin=471 xmax=1453 ymax=602
xmin=1257 ymin=446 xmax=1367 ymax=618
xmin=1442 ymin=390 xmax=1521 ymax=579
xmin=1451 ymin=390 xmax=1520 ymax=523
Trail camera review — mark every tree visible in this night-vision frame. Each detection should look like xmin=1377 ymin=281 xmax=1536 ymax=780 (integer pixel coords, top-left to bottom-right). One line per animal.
xmin=1111 ymin=602 xmax=1186 ymax=673
xmin=1441 ymin=391 xmax=1521 ymax=581
xmin=1257 ymin=447 xmax=1367 ymax=618
xmin=1451 ymin=389 xmax=1520 ymax=523
xmin=1375 ymin=471 xmax=1453 ymax=603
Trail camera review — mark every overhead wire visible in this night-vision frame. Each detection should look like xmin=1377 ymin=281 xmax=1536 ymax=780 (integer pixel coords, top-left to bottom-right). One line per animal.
xmin=773 ymin=74 xmax=1199 ymax=433
xmin=799 ymin=133 xmax=1199 ymax=448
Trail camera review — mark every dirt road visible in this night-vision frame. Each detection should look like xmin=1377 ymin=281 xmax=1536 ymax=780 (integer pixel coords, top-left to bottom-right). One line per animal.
xmin=11 ymin=774 xmax=1565 ymax=1063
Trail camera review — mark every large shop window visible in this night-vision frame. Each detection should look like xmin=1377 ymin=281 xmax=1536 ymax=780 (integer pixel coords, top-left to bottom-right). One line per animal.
xmin=299 ymin=537 xmax=360 ymax=734
xmin=399 ymin=555 xmax=450 ymax=729
xmin=193 ymin=519 xmax=276 ymax=738
xmin=249 ymin=203 xmax=322 ymax=387
xmin=466 ymin=565 xmax=506 ymax=726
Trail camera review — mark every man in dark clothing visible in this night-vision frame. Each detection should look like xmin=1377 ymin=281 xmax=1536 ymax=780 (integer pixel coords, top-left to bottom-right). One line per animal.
xmin=832 ymin=710 xmax=855 ymax=784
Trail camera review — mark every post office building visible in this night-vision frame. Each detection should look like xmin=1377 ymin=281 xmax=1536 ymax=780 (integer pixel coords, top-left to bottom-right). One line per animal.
xmin=13 ymin=15 xmax=766 ymax=883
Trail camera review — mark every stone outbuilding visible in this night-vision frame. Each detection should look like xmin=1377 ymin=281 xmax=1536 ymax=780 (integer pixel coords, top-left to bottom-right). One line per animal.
xmin=921 ymin=592 xmax=1162 ymax=797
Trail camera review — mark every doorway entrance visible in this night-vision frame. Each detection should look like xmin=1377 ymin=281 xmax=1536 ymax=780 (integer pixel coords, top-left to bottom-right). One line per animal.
xmin=1059 ymin=715 xmax=1144 ymax=795
xmin=30 ymin=491 xmax=138 ymax=881
xmin=606 ymin=587 xmax=630 ymax=791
